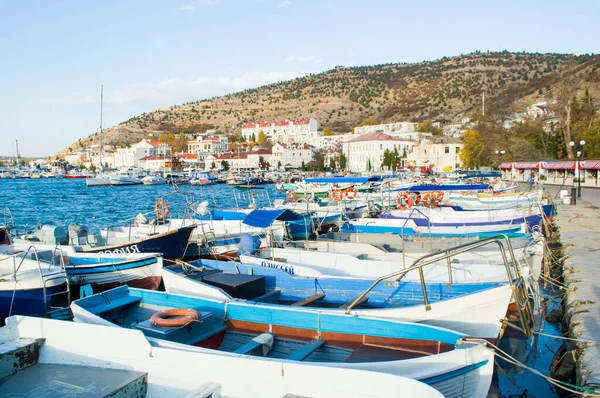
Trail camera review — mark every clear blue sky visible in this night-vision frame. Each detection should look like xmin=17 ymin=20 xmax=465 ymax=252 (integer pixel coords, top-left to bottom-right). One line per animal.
xmin=1 ymin=0 xmax=597 ymax=157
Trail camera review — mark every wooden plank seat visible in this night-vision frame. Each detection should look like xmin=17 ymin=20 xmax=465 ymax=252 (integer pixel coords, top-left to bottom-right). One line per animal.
xmin=287 ymin=339 xmax=326 ymax=361
xmin=234 ymin=333 xmax=274 ymax=355
xmin=340 ymin=296 xmax=369 ymax=308
xmin=89 ymin=295 xmax=142 ymax=315
xmin=291 ymin=293 xmax=325 ymax=307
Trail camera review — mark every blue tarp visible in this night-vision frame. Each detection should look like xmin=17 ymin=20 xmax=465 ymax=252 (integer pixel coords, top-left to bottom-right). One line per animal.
xmin=242 ymin=209 xmax=305 ymax=228
xmin=304 ymin=177 xmax=369 ymax=183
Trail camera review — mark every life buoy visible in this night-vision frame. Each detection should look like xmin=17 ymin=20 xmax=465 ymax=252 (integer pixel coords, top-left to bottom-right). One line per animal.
xmin=419 ymin=192 xmax=441 ymax=208
xmin=155 ymin=199 xmax=169 ymax=218
xmin=460 ymin=190 xmax=471 ymax=196
xmin=286 ymin=190 xmax=297 ymax=202
xmin=345 ymin=187 xmax=358 ymax=200
xmin=150 ymin=308 xmax=201 ymax=328
xmin=331 ymin=189 xmax=344 ymax=201
xmin=395 ymin=192 xmax=415 ymax=210
xmin=434 ymin=191 xmax=445 ymax=202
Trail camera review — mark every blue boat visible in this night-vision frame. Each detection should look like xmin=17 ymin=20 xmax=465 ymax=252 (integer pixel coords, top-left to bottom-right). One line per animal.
xmin=243 ymin=209 xmax=341 ymax=240
xmin=71 ymin=285 xmax=495 ymax=398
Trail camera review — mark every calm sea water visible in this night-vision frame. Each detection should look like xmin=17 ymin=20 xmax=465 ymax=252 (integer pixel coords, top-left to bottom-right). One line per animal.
xmin=0 ymin=178 xmax=286 ymax=233
xmin=0 ymin=178 xmax=562 ymax=397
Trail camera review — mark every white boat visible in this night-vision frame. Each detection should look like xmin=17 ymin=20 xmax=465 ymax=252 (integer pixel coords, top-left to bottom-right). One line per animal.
xmin=110 ymin=172 xmax=141 ymax=185
xmin=86 ymin=174 xmax=112 ymax=186
xmin=0 ymin=316 xmax=443 ymax=398
xmin=141 ymin=175 xmax=166 ymax=185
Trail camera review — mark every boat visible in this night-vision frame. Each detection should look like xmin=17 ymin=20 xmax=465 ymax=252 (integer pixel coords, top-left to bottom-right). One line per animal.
xmin=71 ymin=285 xmax=495 ymax=397
xmin=141 ymin=174 xmax=167 ymax=185
xmin=0 ymin=315 xmax=443 ymax=398
xmin=13 ymin=222 xmax=196 ymax=260
xmin=161 ymin=254 xmax=519 ymax=340
xmin=0 ymin=227 xmax=69 ymax=322
xmin=110 ymin=169 xmax=142 ymax=185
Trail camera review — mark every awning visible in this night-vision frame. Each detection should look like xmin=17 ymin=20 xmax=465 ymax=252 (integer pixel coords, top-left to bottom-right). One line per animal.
xmin=513 ymin=161 xmax=541 ymax=170
xmin=305 ymin=177 xmax=369 ymax=183
xmin=543 ymin=161 xmax=576 ymax=170
xmin=582 ymin=160 xmax=600 ymax=170
xmin=242 ymin=209 xmax=305 ymax=228
xmin=499 ymin=163 xmax=513 ymax=169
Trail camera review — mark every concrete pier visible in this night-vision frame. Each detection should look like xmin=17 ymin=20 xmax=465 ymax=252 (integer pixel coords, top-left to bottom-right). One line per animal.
xmin=549 ymin=185 xmax=600 ymax=392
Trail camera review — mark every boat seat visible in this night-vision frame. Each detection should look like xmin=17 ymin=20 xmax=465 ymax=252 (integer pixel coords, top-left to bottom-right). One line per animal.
xmin=340 ymin=296 xmax=369 ymax=309
xmin=89 ymin=295 xmax=142 ymax=315
xmin=291 ymin=293 xmax=326 ymax=306
xmin=287 ymin=339 xmax=325 ymax=361
xmin=233 ymin=333 xmax=273 ymax=355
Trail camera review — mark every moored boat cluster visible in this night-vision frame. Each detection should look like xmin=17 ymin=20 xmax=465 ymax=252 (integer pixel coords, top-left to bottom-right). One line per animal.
xmin=0 ymin=173 xmax=558 ymax=397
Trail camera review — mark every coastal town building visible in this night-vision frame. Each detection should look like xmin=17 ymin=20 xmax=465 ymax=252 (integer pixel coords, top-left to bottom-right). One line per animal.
xmin=187 ymin=135 xmax=229 ymax=155
xmin=271 ymin=143 xmax=314 ymax=169
xmin=353 ymin=121 xmax=417 ymax=137
xmin=64 ymin=149 xmax=91 ymax=167
xmin=242 ymin=118 xmax=321 ymax=145
xmin=204 ymin=150 xmax=272 ymax=171
xmin=113 ymin=140 xmax=172 ymax=168
xmin=405 ymin=136 xmax=463 ymax=172
xmin=343 ymin=132 xmax=416 ymax=172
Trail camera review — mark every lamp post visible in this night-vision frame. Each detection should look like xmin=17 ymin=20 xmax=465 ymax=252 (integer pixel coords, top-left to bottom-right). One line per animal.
xmin=569 ymin=140 xmax=585 ymax=198
xmin=495 ymin=150 xmax=505 ymax=176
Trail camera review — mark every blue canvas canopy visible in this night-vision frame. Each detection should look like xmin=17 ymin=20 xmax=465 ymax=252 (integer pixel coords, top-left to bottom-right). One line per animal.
xmin=242 ymin=209 xmax=305 ymax=228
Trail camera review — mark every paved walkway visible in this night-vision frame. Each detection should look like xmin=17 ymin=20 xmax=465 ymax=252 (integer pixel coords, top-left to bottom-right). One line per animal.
xmin=551 ymin=186 xmax=600 ymax=392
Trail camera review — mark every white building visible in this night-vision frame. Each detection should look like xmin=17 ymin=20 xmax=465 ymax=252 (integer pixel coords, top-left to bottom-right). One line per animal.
xmin=406 ymin=137 xmax=463 ymax=172
xmin=187 ymin=135 xmax=229 ymax=155
xmin=242 ymin=118 xmax=320 ymax=145
xmin=343 ymin=132 xmax=416 ymax=172
xmin=271 ymin=143 xmax=313 ymax=169
xmin=113 ymin=140 xmax=171 ymax=168
xmin=353 ymin=121 xmax=418 ymax=137
xmin=204 ymin=150 xmax=272 ymax=171
xmin=316 ymin=134 xmax=346 ymax=152
xmin=65 ymin=149 xmax=91 ymax=167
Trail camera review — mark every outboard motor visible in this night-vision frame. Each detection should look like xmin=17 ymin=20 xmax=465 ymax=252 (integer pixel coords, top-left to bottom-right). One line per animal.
xmin=68 ymin=224 xmax=89 ymax=245
xmin=238 ymin=233 xmax=261 ymax=256
xmin=134 ymin=213 xmax=149 ymax=226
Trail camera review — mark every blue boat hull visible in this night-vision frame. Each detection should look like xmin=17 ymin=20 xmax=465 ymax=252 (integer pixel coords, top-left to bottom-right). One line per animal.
xmin=82 ymin=225 xmax=195 ymax=259
xmin=0 ymin=285 xmax=63 ymax=322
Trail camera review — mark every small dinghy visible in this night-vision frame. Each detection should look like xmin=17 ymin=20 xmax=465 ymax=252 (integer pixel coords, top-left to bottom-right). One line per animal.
xmin=71 ymin=286 xmax=495 ymax=397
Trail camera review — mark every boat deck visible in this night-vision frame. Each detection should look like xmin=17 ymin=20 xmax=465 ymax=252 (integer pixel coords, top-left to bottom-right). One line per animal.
xmin=0 ymin=363 xmax=147 ymax=397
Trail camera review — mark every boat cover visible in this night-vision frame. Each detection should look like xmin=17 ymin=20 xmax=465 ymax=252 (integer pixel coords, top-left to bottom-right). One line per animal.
xmin=242 ymin=209 xmax=305 ymax=228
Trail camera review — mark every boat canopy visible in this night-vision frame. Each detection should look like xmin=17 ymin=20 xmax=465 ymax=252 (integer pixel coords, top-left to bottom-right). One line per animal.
xmin=242 ymin=209 xmax=305 ymax=228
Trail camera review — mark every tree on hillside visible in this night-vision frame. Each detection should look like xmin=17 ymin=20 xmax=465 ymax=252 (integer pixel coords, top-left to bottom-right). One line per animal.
xmin=357 ymin=117 xmax=378 ymax=127
xmin=460 ymin=129 xmax=486 ymax=168
xmin=339 ymin=153 xmax=347 ymax=170
xmin=323 ymin=128 xmax=333 ymax=136
xmin=257 ymin=130 xmax=267 ymax=145
xmin=417 ymin=120 xmax=442 ymax=135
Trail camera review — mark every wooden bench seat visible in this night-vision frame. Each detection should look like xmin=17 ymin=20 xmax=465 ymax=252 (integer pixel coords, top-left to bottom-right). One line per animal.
xmin=287 ymin=339 xmax=326 ymax=361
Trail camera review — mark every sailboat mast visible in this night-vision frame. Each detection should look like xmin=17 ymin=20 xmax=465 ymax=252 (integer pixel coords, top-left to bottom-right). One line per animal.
xmin=99 ymin=85 xmax=103 ymax=168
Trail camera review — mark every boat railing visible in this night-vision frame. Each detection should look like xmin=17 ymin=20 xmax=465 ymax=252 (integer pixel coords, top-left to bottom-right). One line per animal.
xmin=345 ymin=234 xmax=535 ymax=337
xmin=2 ymin=208 xmax=18 ymax=235
xmin=400 ymin=207 xmax=433 ymax=263
xmin=1 ymin=244 xmax=70 ymax=318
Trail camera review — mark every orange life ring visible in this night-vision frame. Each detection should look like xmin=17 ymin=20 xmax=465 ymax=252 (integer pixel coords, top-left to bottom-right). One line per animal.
xmin=286 ymin=190 xmax=297 ymax=202
xmin=154 ymin=199 xmax=169 ymax=219
xmin=345 ymin=187 xmax=358 ymax=200
xmin=395 ymin=192 xmax=415 ymax=210
xmin=460 ymin=190 xmax=471 ymax=196
xmin=434 ymin=191 xmax=445 ymax=202
xmin=150 ymin=308 xmax=201 ymax=328
xmin=331 ymin=189 xmax=343 ymax=201
xmin=419 ymin=192 xmax=441 ymax=208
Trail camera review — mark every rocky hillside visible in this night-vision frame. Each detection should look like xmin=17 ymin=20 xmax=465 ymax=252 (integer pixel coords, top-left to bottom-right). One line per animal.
xmin=58 ymin=51 xmax=600 ymax=157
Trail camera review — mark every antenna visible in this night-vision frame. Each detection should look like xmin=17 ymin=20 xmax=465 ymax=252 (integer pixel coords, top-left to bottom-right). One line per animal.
xmin=482 ymin=91 xmax=485 ymax=116
xmin=100 ymin=85 xmax=103 ymax=169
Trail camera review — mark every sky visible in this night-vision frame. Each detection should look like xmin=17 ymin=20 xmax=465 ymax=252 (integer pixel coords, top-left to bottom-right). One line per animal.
xmin=0 ymin=0 xmax=598 ymax=157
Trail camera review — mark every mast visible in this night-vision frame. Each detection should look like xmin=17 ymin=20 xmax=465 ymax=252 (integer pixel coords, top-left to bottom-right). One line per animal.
xmin=15 ymin=140 xmax=20 ymax=166
xmin=99 ymin=85 xmax=103 ymax=169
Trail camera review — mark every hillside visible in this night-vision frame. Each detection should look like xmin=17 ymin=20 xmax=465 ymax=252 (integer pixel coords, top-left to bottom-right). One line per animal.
xmin=58 ymin=51 xmax=600 ymax=157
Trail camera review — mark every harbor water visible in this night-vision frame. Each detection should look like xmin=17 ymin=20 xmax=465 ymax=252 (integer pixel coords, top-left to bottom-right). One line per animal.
xmin=0 ymin=178 xmax=567 ymax=397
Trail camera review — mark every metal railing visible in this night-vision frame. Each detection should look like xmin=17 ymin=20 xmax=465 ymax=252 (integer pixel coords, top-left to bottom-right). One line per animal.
xmin=344 ymin=234 xmax=535 ymax=337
